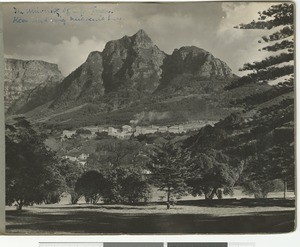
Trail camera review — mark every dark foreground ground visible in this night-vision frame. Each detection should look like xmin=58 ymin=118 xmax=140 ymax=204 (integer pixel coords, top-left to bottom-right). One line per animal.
xmin=6 ymin=198 xmax=296 ymax=234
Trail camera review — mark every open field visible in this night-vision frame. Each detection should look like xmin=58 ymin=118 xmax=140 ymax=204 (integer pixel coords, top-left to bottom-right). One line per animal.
xmin=6 ymin=198 xmax=295 ymax=234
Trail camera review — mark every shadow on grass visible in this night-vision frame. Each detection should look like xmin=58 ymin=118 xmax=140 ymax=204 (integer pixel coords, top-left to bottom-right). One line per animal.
xmin=30 ymin=205 xmax=159 ymax=211
xmin=177 ymin=198 xmax=295 ymax=208
xmin=24 ymin=198 xmax=295 ymax=212
xmin=6 ymin=209 xmax=295 ymax=234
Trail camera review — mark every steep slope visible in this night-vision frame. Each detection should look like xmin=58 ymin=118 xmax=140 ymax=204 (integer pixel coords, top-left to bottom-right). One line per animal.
xmin=50 ymin=51 xmax=105 ymax=109
xmin=4 ymin=58 xmax=63 ymax=111
xmin=7 ymin=78 xmax=62 ymax=115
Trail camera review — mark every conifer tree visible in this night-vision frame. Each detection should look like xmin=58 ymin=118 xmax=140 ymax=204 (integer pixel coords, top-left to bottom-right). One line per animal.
xmin=228 ymin=3 xmax=294 ymax=89
xmin=229 ymin=3 xmax=295 ymax=197
xmin=148 ymin=144 xmax=191 ymax=208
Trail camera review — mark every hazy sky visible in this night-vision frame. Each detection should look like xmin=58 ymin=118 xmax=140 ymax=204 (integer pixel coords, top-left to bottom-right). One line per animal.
xmin=3 ymin=2 xmax=276 ymax=76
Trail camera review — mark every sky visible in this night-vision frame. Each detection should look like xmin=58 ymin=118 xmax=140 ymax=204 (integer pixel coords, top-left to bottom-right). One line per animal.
xmin=3 ymin=1 xmax=277 ymax=76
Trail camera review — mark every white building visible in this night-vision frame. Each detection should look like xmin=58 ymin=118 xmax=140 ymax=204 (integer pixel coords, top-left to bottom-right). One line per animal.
xmin=158 ymin=126 xmax=168 ymax=133
xmin=78 ymin=153 xmax=89 ymax=160
xmin=62 ymin=155 xmax=78 ymax=162
xmin=61 ymin=130 xmax=76 ymax=141
xmin=122 ymin=125 xmax=133 ymax=133
xmin=108 ymin=127 xmax=118 ymax=135
xmin=168 ymin=125 xmax=184 ymax=134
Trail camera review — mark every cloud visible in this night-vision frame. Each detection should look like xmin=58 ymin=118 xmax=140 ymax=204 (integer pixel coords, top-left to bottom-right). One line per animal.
xmin=213 ymin=2 xmax=275 ymax=75
xmin=5 ymin=36 xmax=106 ymax=76
xmin=3 ymin=2 xmax=285 ymax=78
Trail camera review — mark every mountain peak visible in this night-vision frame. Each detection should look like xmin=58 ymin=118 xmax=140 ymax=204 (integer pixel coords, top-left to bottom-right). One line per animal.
xmin=134 ymin=29 xmax=148 ymax=37
xmin=130 ymin=29 xmax=153 ymax=48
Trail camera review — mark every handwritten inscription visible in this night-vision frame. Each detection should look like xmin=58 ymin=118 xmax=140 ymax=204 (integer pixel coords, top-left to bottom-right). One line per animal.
xmin=12 ymin=6 xmax=123 ymax=25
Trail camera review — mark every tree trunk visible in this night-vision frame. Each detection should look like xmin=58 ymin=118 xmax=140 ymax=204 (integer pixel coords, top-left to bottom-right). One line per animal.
xmin=71 ymin=193 xmax=80 ymax=204
xmin=216 ymin=188 xmax=223 ymax=199
xmin=205 ymin=188 xmax=217 ymax=200
xmin=17 ymin=200 xmax=24 ymax=211
xmin=166 ymin=187 xmax=171 ymax=209
xmin=283 ymin=180 xmax=287 ymax=199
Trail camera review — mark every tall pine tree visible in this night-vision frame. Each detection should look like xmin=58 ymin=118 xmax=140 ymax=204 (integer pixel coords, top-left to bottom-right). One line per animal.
xmin=148 ymin=144 xmax=191 ymax=208
xmin=231 ymin=3 xmax=295 ymax=197
xmin=228 ymin=3 xmax=294 ymax=89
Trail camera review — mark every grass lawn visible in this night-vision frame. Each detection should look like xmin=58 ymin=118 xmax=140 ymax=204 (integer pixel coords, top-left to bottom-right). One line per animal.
xmin=6 ymin=198 xmax=295 ymax=234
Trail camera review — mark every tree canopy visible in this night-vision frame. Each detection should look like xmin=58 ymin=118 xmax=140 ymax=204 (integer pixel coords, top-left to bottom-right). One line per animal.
xmin=6 ymin=117 xmax=66 ymax=209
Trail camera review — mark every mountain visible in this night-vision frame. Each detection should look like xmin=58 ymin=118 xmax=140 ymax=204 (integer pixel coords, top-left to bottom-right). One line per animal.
xmin=4 ymin=58 xmax=63 ymax=112
xmin=50 ymin=29 xmax=166 ymax=109
xmin=5 ymin=29 xmax=270 ymax=128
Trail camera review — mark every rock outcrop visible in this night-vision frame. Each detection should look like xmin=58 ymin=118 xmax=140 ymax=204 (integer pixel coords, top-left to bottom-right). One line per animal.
xmin=4 ymin=58 xmax=63 ymax=112
xmin=160 ymin=46 xmax=233 ymax=86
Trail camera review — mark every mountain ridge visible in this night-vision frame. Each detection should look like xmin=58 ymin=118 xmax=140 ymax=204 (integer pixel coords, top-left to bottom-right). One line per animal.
xmin=6 ymin=29 xmax=270 ymax=128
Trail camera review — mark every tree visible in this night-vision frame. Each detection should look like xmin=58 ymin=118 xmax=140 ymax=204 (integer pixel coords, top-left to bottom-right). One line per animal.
xmin=228 ymin=3 xmax=295 ymax=198
xmin=241 ymin=136 xmax=294 ymax=198
xmin=6 ymin=117 xmax=65 ymax=210
xmin=229 ymin=3 xmax=294 ymax=89
xmin=59 ymin=159 xmax=85 ymax=204
xmin=88 ymin=138 xmax=142 ymax=171
xmin=75 ymin=170 xmax=106 ymax=204
xmin=101 ymin=167 xmax=151 ymax=204
xmin=187 ymin=149 xmax=239 ymax=200
xmin=114 ymin=167 xmax=151 ymax=204
xmin=242 ymin=179 xmax=284 ymax=199
xmin=148 ymin=143 xmax=191 ymax=208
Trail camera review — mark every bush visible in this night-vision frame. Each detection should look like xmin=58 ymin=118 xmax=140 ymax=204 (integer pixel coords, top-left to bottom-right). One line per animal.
xmin=242 ymin=179 xmax=284 ymax=198
xmin=75 ymin=170 xmax=106 ymax=204
xmin=102 ymin=167 xmax=151 ymax=204
xmin=76 ymin=128 xmax=92 ymax=135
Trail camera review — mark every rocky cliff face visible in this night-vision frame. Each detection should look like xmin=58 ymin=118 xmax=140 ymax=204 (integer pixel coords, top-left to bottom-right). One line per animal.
xmin=50 ymin=51 xmax=105 ymax=108
xmin=102 ymin=29 xmax=166 ymax=92
xmin=4 ymin=59 xmax=63 ymax=112
xmin=160 ymin=46 xmax=233 ymax=87
xmin=51 ymin=29 xmax=166 ymax=109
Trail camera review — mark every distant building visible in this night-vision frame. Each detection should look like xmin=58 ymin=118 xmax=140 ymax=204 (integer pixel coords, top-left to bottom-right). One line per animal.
xmin=108 ymin=127 xmax=118 ymax=135
xmin=61 ymin=130 xmax=76 ymax=141
xmin=122 ymin=125 xmax=133 ymax=133
xmin=135 ymin=126 xmax=143 ymax=136
xmin=62 ymin=155 xmax=78 ymax=162
xmin=63 ymin=154 xmax=88 ymax=166
xmin=78 ymin=153 xmax=89 ymax=161
xmin=158 ymin=126 xmax=168 ymax=133
xmin=84 ymin=126 xmax=108 ymax=134
xmin=168 ymin=125 xmax=184 ymax=133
